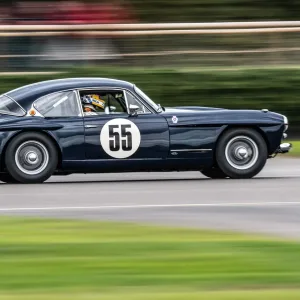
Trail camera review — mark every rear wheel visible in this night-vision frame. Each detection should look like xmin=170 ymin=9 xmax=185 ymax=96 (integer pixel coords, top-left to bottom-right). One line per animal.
xmin=216 ymin=128 xmax=267 ymax=179
xmin=5 ymin=132 xmax=58 ymax=183
xmin=200 ymin=167 xmax=228 ymax=179
xmin=0 ymin=173 xmax=19 ymax=183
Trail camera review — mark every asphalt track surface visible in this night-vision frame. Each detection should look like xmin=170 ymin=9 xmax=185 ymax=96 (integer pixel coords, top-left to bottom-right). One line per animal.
xmin=1 ymin=157 xmax=300 ymax=238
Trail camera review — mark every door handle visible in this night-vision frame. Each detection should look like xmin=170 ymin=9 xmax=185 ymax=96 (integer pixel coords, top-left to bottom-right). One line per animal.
xmin=85 ymin=125 xmax=99 ymax=128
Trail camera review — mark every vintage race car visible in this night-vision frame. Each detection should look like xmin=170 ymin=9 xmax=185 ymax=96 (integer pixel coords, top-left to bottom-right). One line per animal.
xmin=0 ymin=78 xmax=291 ymax=183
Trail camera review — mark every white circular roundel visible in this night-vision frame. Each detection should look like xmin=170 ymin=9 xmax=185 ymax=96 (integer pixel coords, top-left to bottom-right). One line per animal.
xmin=100 ymin=118 xmax=141 ymax=159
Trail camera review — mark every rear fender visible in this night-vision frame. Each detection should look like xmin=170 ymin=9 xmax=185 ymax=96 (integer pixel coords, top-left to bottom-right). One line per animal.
xmin=0 ymin=129 xmax=63 ymax=171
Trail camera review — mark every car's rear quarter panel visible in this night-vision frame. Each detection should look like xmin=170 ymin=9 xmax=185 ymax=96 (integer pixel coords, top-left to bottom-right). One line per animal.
xmin=0 ymin=116 xmax=85 ymax=172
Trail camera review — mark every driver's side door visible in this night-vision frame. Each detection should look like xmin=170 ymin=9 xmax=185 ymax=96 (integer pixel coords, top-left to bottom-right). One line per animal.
xmin=82 ymin=89 xmax=169 ymax=171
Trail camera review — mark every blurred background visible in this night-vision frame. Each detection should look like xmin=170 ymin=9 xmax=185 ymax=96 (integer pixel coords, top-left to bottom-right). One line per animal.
xmin=1 ymin=3 xmax=300 ymax=300
xmin=0 ymin=0 xmax=299 ymax=131
xmin=1 ymin=0 xmax=300 ymax=69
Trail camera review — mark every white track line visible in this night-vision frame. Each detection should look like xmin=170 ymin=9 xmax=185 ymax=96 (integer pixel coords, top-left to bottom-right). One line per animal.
xmin=0 ymin=201 xmax=300 ymax=212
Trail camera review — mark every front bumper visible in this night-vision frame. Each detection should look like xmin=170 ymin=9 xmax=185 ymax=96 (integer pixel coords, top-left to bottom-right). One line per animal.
xmin=276 ymin=143 xmax=292 ymax=154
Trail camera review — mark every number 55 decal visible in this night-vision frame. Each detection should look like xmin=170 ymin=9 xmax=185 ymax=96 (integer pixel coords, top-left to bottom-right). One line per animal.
xmin=109 ymin=124 xmax=132 ymax=152
xmin=100 ymin=119 xmax=141 ymax=159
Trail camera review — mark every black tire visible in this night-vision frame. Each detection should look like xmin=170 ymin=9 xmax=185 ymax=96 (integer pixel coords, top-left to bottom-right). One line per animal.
xmin=216 ymin=128 xmax=267 ymax=179
xmin=0 ymin=173 xmax=19 ymax=183
xmin=200 ymin=167 xmax=228 ymax=179
xmin=5 ymin=132 xmax=58 ymax=183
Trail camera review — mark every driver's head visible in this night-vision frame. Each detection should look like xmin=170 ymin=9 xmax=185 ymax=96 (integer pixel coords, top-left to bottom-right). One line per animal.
xmin=82 ymin=94 xmax=105 ymax=113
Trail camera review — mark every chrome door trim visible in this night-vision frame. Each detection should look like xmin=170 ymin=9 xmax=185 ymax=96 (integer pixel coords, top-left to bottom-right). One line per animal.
xmin=171 ymin=149 xmax=212 ymax=152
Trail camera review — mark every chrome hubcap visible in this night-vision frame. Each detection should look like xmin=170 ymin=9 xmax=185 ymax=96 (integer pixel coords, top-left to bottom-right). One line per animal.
xmin=234 ymin=146 xmax=249 ymax=160
xmin=225 ymin=136 xmax=259 ymax=170
xmin=25 ymin=151 xmax=39 ymax=165
xmin=15 ymin=141 xmax=49 ymax=175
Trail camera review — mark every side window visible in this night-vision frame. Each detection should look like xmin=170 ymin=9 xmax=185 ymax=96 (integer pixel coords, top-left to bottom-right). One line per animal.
xmin=125 ymin=91 xmax=151 ymax=114
xmin=80 ymin=90 xmax=127 ymax=116
xmin=34 ymin=91 xmax=80 ymax=117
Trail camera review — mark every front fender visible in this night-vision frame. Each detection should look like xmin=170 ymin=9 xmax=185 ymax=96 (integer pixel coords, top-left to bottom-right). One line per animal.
xmin=216 ymin=124 xmax=285 ymax=155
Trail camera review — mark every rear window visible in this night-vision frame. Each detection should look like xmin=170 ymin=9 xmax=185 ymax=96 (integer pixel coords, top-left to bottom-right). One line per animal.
xmin=0 ymin=95 xmax=25 ymax=116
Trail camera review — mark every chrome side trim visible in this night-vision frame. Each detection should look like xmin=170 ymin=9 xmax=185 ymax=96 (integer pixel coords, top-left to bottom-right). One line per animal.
xmin=171 ymin=149 xmax=212 ymax=152
xmin=85 ymin=125 xmax=99 ymax=128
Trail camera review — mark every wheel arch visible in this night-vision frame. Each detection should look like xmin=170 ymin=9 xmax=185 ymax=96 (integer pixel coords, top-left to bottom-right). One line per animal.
xmin=214 ymin=125 xmax=271 ymax=161
xmin=0 ymin=130 xmax=62 ymax=172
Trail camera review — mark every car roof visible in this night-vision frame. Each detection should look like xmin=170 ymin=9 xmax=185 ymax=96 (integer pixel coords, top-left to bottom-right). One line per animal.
xmin=6 ymin=78 xmax=134 ymax=110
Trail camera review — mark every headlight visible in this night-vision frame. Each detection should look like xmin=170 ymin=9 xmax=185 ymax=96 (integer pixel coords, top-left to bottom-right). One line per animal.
xmin=283 ymin=115 xmax=288 ymax=132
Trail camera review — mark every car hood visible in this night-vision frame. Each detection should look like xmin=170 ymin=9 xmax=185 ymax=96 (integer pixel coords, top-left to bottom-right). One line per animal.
xmin=164 ymin=106 xmax=225 ymax=113
xmin=161 ymin=106 xmax=285 ymax=126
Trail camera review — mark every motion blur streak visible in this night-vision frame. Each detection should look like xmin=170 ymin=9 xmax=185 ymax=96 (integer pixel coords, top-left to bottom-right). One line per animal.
xmin=0 ymin=2 xmax=298 ymax=70
xmin=0 ymin=1 xmax=299 ymax=300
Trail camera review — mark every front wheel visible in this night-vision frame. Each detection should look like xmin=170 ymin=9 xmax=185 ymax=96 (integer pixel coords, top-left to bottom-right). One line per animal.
xmin=5 ymin=132 xmax=58 ymax=183
xmin=0 ymin=173 xmax=19 ymax=183
xmin=200 ymin=167 xmax=228 ymax=179
xmin=216 ymin=128 xmax=267 ymax=179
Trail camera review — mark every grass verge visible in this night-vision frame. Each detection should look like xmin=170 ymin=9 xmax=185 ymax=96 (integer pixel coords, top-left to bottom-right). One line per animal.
xmin=287 ymin=141 xmax=300 ymax=156
xmin=1 ymin=290 xmax=300 ymax=300
xmin=0 ymin=218 xmax=300 ymax=299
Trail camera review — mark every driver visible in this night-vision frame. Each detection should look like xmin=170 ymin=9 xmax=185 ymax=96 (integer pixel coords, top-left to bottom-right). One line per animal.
xmin=81 ymin=94 xmax=106 ymax=114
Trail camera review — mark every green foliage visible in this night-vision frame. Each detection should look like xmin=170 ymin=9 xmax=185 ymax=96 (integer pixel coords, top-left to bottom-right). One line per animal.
xmin=1 ymin=67 xmax=299 ymax=129
xmin=130 ymin=0 xmax=300 ymax=22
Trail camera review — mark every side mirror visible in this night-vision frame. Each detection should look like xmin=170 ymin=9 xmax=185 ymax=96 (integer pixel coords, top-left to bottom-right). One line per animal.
xmin=129 ymin=104 xmax=139 ymax=116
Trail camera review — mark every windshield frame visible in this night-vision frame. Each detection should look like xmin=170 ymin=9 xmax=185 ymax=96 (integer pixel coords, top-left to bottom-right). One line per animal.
xmin=0 ymin=94 xmax=26 ymax=117
xmin=134 ymin=85 xmax=162 ymax=113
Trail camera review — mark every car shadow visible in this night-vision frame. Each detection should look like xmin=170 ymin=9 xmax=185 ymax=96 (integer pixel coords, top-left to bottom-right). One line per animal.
xmin=0 ymin=176 xmax=298 ymax=185
xmin=26 ymin=176 xmax=300 ymax=185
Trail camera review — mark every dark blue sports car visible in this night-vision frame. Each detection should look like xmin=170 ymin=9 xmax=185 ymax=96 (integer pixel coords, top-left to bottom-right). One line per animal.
xmin=0 ymin=77 xmax=291 ymax=183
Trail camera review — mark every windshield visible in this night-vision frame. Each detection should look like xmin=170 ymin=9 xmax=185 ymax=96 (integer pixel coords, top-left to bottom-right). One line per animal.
xmin=134 ymin=86 xmax=162 ymax=112
xmin=0 ymin=95 xmax=25 ymax=116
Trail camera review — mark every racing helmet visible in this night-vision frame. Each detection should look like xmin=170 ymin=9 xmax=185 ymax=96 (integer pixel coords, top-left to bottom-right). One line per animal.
xmin=82 ymin=94 xmax=106 ymax=112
